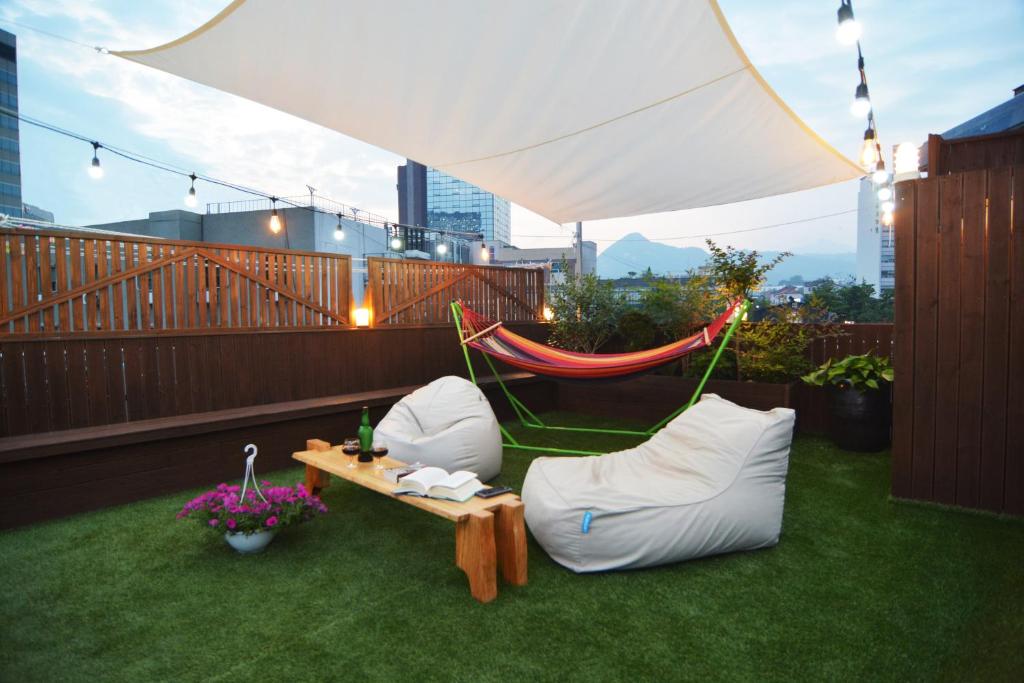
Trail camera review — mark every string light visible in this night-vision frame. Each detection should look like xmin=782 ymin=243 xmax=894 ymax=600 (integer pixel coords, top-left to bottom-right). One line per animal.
xmin=859 ymin=129 xmax=879 ymax=170
xmin=3 ymin=105 xmax=486 ymax=251
xmin=871 ymin=161 xmax=889 ymax=185
xmin=480 ymin=245 xmax=490 ymax=261
xmin=184 ymin=173 xmax=198 ymax=207
xmin=88 ymin=142 xmax=103 ymax=179
xmin=851 ymin=82 xmax=871 ymax=117
xmin=838 ymin=2 xmax=895 ymax=242
xmin=333 ymin=213 xmax=345 ymax=241
xmin=436 ymin=243 xmax=448 ymax=256
xmin=269 ymin=198 xmax=282 ymax=234
xmin=835 ymin=1 xmax=862 ymax=45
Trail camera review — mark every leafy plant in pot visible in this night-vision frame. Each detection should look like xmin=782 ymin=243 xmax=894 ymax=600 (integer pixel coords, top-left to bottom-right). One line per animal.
xmin=802 ymin=353 xmax=894 ymax=452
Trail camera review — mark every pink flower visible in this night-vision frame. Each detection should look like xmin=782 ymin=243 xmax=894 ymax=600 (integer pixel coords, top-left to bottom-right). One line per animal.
xmin=265 ymin=516 xmax=278 ymax=527
xmin=226 ymin=518 xmax=237 ymax=530
xmin=208 ymin=518 xmax=220 ymax=527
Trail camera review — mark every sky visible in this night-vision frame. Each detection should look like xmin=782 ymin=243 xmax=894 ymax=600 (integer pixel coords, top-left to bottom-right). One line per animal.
xmin=2 ymin=0 xmax=1022 ymax=255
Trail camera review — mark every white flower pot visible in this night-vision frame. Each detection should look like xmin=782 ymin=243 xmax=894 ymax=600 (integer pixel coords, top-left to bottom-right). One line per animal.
xmin=224 ymin=529 xmax=276 ymax=554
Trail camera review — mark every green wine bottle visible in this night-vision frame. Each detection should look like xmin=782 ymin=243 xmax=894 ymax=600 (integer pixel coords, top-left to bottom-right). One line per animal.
xmin=357 ymin=406 xmax=374 ymax=462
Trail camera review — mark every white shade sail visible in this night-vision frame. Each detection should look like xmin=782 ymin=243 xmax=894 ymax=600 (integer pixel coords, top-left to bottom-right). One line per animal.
xmin=116 ymin=0 xmax=861 ymax=224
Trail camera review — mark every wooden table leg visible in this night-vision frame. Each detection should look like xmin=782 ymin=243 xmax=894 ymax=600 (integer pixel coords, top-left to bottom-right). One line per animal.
xmin=494 ymin=500 xmax=528 ymax=587
xmin=455 ymin=510 xmax=498 ymax=603
xmin=304 ymin=439 xmax=332 ymax=495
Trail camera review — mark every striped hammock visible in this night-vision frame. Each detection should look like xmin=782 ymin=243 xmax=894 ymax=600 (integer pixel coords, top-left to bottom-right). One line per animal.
xmin=458 ymin=299 xmax=743 ymax=380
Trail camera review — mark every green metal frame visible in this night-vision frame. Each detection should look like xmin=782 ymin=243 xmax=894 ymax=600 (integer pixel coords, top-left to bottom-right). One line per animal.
xmin=451 ymin=299 xmax=748 ymax=456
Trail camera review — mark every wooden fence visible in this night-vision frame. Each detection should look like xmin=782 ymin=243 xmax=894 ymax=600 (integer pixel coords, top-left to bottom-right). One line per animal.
xmin=365 ymin=257 xmax=544 ymax=326
xmin=926 ymin=130 xmax=1024 ymax=176
xmin=0 ymin=228 xmax=352 ymax=334
xmin=0 ymin=323 xmax=550 ymax=437
xmin=892 ymin=165 xmax=1023 ymax=515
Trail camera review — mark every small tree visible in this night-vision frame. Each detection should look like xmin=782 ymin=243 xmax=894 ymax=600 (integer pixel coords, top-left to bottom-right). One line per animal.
xmin=547 ymin=262 xmax=622 ymax=353
xmin=704 ymin=240 xmax=790 ymax=380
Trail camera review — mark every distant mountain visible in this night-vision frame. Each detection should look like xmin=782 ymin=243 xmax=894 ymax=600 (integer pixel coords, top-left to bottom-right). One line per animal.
xmin=597 ymin=233 xmax=856 ymax=284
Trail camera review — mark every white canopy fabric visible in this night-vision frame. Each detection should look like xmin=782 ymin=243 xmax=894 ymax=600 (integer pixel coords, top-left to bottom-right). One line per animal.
xmin=116 ymin=0 xmax=861 ymax=224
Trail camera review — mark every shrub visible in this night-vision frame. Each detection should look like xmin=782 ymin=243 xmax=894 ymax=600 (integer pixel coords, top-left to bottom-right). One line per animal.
xmin=547 ymin=264 xmax=623 ymax=353
xmin=802 ymin=353 xmax=894 ymax=391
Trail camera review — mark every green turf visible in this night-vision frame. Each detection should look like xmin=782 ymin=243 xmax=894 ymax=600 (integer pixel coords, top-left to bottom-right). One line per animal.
xmin=1 ymin=413 xmax=1022 ymax=682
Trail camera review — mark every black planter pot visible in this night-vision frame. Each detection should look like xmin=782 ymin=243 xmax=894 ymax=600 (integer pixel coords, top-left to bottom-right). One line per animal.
xmin=826 ymin=381 xmax=892 ymax=452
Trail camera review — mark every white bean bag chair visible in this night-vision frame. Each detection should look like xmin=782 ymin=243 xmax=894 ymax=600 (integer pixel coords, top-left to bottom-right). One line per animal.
xmin=374 ymin=376 xmax=502 ymax=481
xmin=522 ymin=394 xmax=795 ymax=572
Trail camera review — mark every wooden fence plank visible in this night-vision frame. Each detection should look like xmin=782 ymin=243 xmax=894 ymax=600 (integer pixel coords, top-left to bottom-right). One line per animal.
xmin=932 ymin=173 xmax=963 ymax=504
xmin=979 ymin=167 xmax=1012 ymax=511
xmin=892 ymin=180 xmax=916 ymax=499
xmin=955 ymin=169 xmax=987 ymax=508
xmin=1006 ymin=167 xmax=1024 ymax=515
xmin=911 ymin=177 xmax=939 ymax=500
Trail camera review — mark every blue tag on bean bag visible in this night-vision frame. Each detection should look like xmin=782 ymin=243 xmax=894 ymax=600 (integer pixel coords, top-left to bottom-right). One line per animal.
xmin=581 ymin=511 xmax=592 ymax=534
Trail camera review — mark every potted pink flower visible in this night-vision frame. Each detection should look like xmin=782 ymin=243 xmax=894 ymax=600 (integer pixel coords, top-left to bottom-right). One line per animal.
xmin=177 ymin=481 xmax=328 ymax=554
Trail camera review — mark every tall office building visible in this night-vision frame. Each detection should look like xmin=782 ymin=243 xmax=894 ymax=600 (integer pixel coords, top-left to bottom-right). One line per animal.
xmin=397 ymin=160 xmax=511 ymax=245
xmin=855 ymin=176 xmax=894 ymax=293
xmin=0 ymin=29 xmax=21 ymax=218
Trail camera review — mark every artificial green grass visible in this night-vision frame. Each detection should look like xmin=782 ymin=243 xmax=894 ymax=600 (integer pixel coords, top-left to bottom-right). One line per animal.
xmin=1 ymin=413 xmax=1022 ymax=682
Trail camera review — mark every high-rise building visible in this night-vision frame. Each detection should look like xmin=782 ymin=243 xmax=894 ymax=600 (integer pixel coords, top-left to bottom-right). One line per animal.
xmin=0 ymin=29 xmax=21 ymax=218
xmin=855 ymin=176 xmax=894 ymax=293
xmin=397 ymin=160 xmax=511 ymax=245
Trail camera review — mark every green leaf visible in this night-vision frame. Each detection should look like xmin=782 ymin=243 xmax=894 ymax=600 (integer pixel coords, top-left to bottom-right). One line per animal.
xmin=865 ymin=378 xmax=879 ymax=390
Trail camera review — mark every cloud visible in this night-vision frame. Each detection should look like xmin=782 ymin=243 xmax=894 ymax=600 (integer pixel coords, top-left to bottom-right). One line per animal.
xmin=6 ymin=0 xmax=404 ymax=220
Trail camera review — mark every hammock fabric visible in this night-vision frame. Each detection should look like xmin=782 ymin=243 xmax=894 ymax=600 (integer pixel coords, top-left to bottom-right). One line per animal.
xmin=458 ymin=299 xmax=743 ymax=380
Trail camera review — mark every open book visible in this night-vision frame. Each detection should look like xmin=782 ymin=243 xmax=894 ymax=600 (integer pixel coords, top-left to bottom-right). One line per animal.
xmin=392 ymin=467 xmax=484 ymax=503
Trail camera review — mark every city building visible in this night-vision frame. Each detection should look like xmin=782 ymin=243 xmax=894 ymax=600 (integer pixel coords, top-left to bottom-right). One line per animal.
xmin=855 ymin=176 xmax=893 ymax=293
xmin=470 ymin=239 xmax=596 ymax=285
xmin=397 ymin=160 xmax=511 ymax=245
xmin=0 ymin=29 xmax=21 ymax=218
xmin=21 ymin=203 xmax=54 ymax=222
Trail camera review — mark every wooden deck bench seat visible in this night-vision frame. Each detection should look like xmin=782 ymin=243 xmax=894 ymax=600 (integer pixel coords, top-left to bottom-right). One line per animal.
xmin=0 ymin=373 xmax=552 ymax=528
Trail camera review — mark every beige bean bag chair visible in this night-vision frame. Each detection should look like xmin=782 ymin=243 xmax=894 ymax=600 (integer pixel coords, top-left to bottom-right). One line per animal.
xmin=521 ymin=394 xmax=795 ymax=572
xmin=374 ymin=376 xmax=502 ymax=481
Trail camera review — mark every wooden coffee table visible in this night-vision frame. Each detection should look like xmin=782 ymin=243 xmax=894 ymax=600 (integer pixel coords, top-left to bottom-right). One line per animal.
xmin=292 ymin=439 xmax=527 ymax=603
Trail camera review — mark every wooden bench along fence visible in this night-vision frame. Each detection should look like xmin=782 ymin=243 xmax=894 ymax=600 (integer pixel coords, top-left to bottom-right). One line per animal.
xmin=893 ymin=164 xmax=1023 ymax=516
xmin=0 ymin=228 xmax=352 ymax=335
xmin=365 ymin=257 xmax=544 ymax=326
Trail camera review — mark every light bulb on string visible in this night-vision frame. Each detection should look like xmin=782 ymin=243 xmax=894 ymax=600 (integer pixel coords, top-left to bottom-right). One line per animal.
xmin=184 ymin=173 xmax=198 ymax=207
xmin=859 ymin=129 xmax=879 ymax=170
xmin=871 ymin=161 xmax=889 ymax=185
xmin=881 ymin=210 xmax=894 ymax=227
xmin=881 ymin=200 xmax=895 ymax=213
xmin=436 ymin=243 xmax=448 ymax=256
xmin=480 ymin=245 xmax=489 ymax=261
xmin=390 ymin=236 xmax=402 ymax=250
xmin=851 ymin=82 xmax=871 ymax=118
xmin=333 ymin=213 xmax=345 ymax=241
xmin=877 ymin=185 xmax=893 ymax=202
xmin=88 ymin=142 xmax=103 ymax=179
xmin=269 ymin=198 xmax=282 ymax=234
xmin=836 ymin=1 xmax=862 ymax=45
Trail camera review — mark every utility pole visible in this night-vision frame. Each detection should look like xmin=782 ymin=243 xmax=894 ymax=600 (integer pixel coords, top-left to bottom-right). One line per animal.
xmin=574 ymin=221 xmax=583 ymax=276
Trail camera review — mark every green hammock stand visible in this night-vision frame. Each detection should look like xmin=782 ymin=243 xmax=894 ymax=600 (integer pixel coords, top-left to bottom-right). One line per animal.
xmin=450 ymin=299 xmax=749 ymax=456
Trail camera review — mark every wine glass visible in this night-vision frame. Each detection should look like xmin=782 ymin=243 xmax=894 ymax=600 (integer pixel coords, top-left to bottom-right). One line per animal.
xmin=342 ymin=438 xmax=360 ymax=469
xmin=372 ymin=439 xmax=389 ymax=471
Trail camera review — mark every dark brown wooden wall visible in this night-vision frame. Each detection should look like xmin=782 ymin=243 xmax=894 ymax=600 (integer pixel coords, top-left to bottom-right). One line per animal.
xmin=928 ymin=131 xmax=1024 ymax=176
xmin=0 ymin=323 xmax=548 ymax=437
xmin=892 ymin=165 xmax=1022 ymax=515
